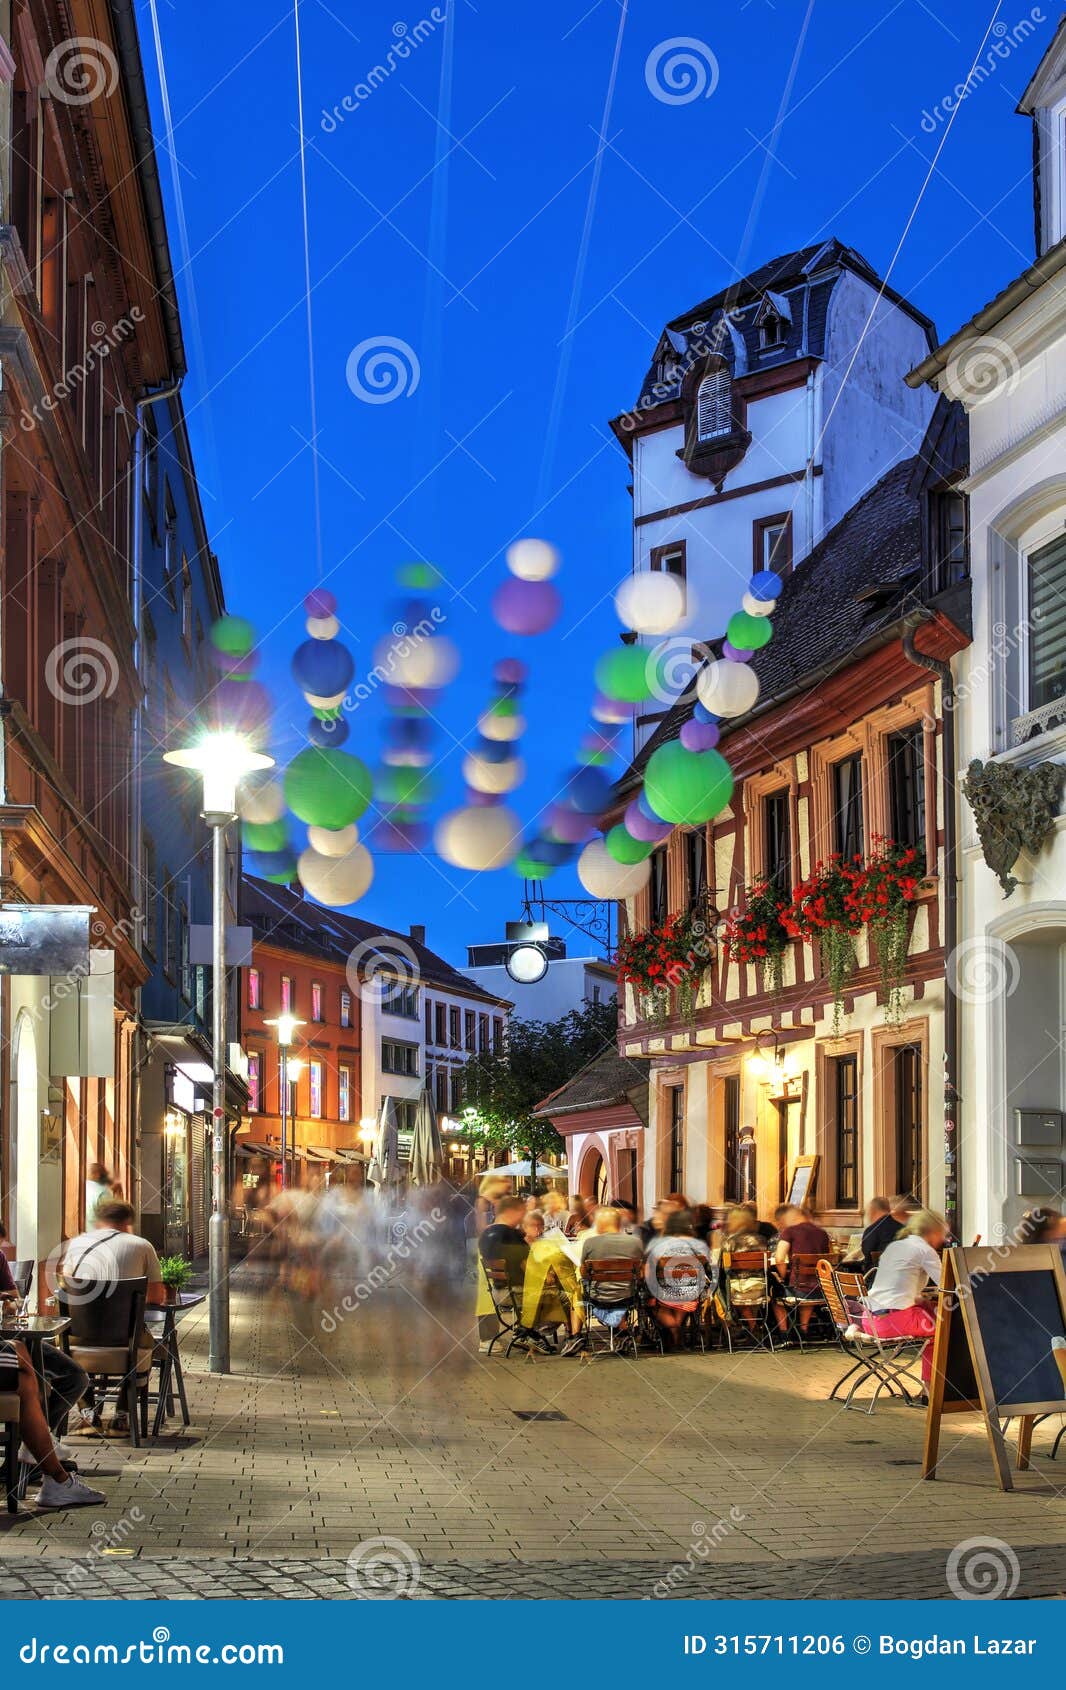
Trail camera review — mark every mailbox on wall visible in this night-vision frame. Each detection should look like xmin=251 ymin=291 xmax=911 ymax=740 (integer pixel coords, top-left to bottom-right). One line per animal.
xmin=1015 ymin=1109 xmax=1064 ymax=1147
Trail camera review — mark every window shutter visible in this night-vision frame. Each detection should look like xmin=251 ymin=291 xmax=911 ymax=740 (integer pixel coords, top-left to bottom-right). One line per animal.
xmin=1029 ymin=532 xmax=1066 ymax=710
xmin=696 ymin=369 xmax=732 ymax=441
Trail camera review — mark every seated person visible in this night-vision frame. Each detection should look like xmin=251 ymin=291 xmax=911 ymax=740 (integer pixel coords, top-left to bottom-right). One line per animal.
xmin=475 ymin=1194 xmax=529 ymax=1353
xmin=0 ymin=1337 xmax=105 ymax=1509
xmin=580 ymin=1207 xmax=643 ymax=1332
xmin=62 ymin=1198 xmax=170 ymax=1430
xmin=861 ymin=1194 xmax=915 ymax=1272
xmin=740 ymin=1202 xmax=778 ymax=1246
xmin=540 ymin=1190 xmax=570 ymax=1235
xmin=862 ymin=1209 xmax=947 ymax=1384
xmin=644 ymin=1210 xmax=712 ymax=1348
xmin=712 ymin=1207 xmax=768 ymax=1332
xmin=520 ymin=1213 xmax=583 ymax=1353
xmin=773 ymin=1204 xmax=831 ymax=1337
xmin=0 ymin=1249 xmax=89 ymax=1444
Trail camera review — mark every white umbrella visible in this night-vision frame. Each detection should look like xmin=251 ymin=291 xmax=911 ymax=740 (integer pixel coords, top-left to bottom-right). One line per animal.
xmin=367 ymin=1096 xmax=401 ymax=1187
xmin=409 ymin=1087 xmax=444 ymax=1187
xmin=488 ymin=1160 xmax=568 ymax=1180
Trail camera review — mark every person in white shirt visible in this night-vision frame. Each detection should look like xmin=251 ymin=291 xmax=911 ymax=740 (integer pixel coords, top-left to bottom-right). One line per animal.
xmin=62 ymin=1199 xmax=166 ymax=1432
xmin=861 ymin=1209 xmax=947 ymax=1384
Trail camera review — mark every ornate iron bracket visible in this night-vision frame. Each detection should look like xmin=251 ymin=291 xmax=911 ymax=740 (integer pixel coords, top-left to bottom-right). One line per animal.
xmin=961 ymin=757 xmax=1065 ymax=896
xmin=521 ymin=881 xmax=614 ymax=960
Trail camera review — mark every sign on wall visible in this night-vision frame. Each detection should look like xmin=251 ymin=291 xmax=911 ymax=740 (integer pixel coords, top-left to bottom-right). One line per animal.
xmin=0 ymin=904 xmax=92 ymax=976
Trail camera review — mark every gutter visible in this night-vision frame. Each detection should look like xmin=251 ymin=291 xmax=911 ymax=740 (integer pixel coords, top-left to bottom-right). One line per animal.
xmin=905 ymin=235 xmax=1066 ymax=390
xmin=901 ymin=610 xmax=961 ymax=1240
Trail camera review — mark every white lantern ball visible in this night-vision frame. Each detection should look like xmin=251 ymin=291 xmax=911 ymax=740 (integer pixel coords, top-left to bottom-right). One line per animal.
xmin=614 ymin=571 xmax=686 ymax=636
xmin=373 ymin=633 xmax=460 ymax=691
xmin=462 ymin=752 xmax=525 ymax=795
xmin=577 ymin=837 xmax=652 ymax=900
xmin=297 ymin=843 xmax=374 ymax=907
xmin=436 ymin=805 xmax=521 ymax=870
xmin=239 ymin=779 xmax=286 ymax=825
xmin=741 ymin=591 xmax=775 ymax=618
xmin=306 ymin=614 xmax=341 ymax=640
xmin=506 ymin=537 xmax=560 ymax=581
xmin=304 ymin=689 xmax=349 ymax=710
xmin=478 ymin=709 xmax=526 ymax=743
xmin=308 ymin=823 xmax=359 ymax=857
xmin=696 ymin=658 xmax=760 ymax=718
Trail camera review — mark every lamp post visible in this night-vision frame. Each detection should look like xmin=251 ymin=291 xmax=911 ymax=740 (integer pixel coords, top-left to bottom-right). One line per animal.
xmin=164 ymin=731 xmax=273 ymax=1375
xmin=266 ymin=1015 xmax=304 ymax=1189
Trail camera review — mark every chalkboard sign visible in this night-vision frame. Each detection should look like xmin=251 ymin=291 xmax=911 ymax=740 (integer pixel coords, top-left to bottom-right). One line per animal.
xmin=786 ymin=1155 xmax=818 ymax=1208
xmin=924 ymin=1245 xmax=1066 ymax=1492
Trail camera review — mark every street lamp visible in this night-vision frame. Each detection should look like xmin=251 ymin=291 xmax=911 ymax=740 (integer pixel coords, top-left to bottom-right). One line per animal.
xmin=163 ymin=729 xmax=273 ymax=1375
xmin=265 ymin=1014 xmax=304 ymax=1191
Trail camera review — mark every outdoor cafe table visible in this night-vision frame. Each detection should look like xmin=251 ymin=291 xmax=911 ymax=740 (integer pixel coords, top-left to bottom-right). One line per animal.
xmin=0 ymin=1313 xmax=72 ymax=1410
xmin=145 ymin=1292 xmax=205 ymax=1437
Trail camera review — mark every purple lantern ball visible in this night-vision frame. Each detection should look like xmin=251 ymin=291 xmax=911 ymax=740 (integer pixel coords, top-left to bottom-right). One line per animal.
xmin=211 ymin=678 xmax=271 ymax=734
xmin=592 ymin=690 xmax=637 ymax=720
xmin=303 ymin=587 xmax=337 ymax=618
xmin=466 ymin=788 xmax=502 ymax=808
xmin=680 ymin=719 xmax=721 ymax=752
xmin=722 ymin=641 xmax=749 ymax=663
xmin=547 ymin=803 xmax=595 ymax=845
xmin=383 ymin=686 xmax=434 ymax=714
xmin=491 ymin=577 xmax=562 ymax=637
xmin=493 ymin=657 xmax=528 ymax=688
xmin=624 ymin=799 xmax=673 ymax=843
xmin=211 ymin=645 xmax=259 ymax=677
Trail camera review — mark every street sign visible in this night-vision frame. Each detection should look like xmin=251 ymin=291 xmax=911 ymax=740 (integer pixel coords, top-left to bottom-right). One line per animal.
xmin=0 ymin=904 xmax=92 ymax=976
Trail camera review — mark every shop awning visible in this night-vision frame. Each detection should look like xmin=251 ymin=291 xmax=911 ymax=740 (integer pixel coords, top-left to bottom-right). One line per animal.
xmin=145 ymin=1025 xmax=249 ymax=1112
xmin=305 ymin=1147 xmax=336 ymax=1164
xmin=235 ymin=1140 xmax=280 ymax=1160
xmin=333 ymin=1148 xmax=370 ymax=1166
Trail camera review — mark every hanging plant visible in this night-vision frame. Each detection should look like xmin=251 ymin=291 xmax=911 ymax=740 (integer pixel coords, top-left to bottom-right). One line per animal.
xmin=617 ymin=910 xmax=712 ymax=1024
xmin=783 ymin=857 xmax=865 ymax=1031
xmin=723 ymin=879 xmax=791 ymax=995
xmin=843 ymin=838 xmax=926 ymax=1024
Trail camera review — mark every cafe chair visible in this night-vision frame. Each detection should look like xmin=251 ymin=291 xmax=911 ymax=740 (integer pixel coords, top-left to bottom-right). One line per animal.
xmin=652 ymin=1255 xmax=714 ymax=1353
xmin=719 ymin=1249 xmax=776 ymax=1354
xmin=481 ymin=1256 xmax=555 ymax=1358
xmin=580 ymin=1260 xmax=643 ymax=1358
xmin=777 ymin=1253 xmax=832 ymax=1348
xmin=0 ymin=1346 xmax=19 ymax=1514
xmin=57 ymin=1275 xmax=153 ymax=1446
xmin=818 ymin=1262 xmax=924 ymax=1414
xmin=11 ymin=1262 xmax=34 ymax=1303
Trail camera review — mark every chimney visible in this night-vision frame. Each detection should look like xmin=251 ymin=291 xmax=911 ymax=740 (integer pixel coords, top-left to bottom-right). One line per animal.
xmin=409 ymin=923 xmax=426 ymax=946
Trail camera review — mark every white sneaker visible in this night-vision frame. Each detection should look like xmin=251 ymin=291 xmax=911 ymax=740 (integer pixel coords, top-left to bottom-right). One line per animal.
xmin=477 ymin=1339 xmax=495 ymax=1353
xmin=35 ymin=1473 xmax=106 ymax=1509
xmin=844 ymin=1323 xmax=861 ymax=1340
xmin=19 ymin=1440 xmax=76 ymax=1465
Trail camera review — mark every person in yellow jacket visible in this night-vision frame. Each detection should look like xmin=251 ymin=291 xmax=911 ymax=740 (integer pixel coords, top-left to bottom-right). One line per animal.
xmin=520 ymin=1212 xmax=584 ymax=1354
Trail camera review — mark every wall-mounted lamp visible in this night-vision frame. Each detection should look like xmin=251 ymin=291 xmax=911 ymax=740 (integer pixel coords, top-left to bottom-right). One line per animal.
xmin=748 ymin=1030 xmax=795 ymax=1092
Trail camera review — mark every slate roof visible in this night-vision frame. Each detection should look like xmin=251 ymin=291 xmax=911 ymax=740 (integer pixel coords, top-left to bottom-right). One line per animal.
xmin=618 ymin=455 xmax=924 ymax=796
xmin=242 ymin=875 xmax=510 ymax=1007
xmin=532 ymin=1047 xmax=650 ymax=1124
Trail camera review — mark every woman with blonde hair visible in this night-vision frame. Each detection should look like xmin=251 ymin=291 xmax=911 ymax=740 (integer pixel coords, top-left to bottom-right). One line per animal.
xmin=713 ymin=1206 xmax=767 ymax=1334
xmin=861 ymin=1208 xmax=947 ymax=1383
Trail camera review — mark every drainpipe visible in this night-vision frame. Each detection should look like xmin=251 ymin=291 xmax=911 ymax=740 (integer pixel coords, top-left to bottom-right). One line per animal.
xmin=902 ymin=610 xmax=961 ymax=1239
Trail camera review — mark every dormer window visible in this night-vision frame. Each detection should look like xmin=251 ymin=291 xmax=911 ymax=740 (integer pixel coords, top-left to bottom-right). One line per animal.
xmin=696 ymin=368 xmax=732 ymax=441
xmin=759 ymin=313 xmax=786 ymax=350
xmin=754 ymin=290 xmax=792 ymax=355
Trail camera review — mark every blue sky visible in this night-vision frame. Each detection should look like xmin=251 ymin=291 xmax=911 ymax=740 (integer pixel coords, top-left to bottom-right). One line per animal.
xmin=141 ymin=0 xmax=1050 ymax=967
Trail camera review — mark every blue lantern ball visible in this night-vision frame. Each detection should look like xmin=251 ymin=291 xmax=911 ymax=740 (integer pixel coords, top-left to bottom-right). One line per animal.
xmin=566 ymin=765 xmax=613 ymax=816
xmin=291 ymin=638 xmax=355 ymax=699
xmin=308 ymin=715 xmax=350 ymax=749
xmin=750 ymin=570 xmax=783 ymax=601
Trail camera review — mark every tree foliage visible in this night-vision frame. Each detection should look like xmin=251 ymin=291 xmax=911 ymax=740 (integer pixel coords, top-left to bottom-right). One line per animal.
xmin=462 ymin=997 xmax=618 ymax=1165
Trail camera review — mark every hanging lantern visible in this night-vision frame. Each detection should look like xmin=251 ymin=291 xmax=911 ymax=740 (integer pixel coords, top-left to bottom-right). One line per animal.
xmin=594 ymin=646 xmax=654 ymax=704
xmin=462 ymin=751 xmax=524 ymax=795
xmin=696 ymin=658 xmax=760 ymax=718
xmin=297 ymin=843 xmax=374 ymax=907
xmin=726 ymin=610 xmax=772 ymax=652
xmin=436 ymin=805 xmax=521 ymax=870
xmin=306 ymin=613 xmax=341 ymax=639
xmin=308 ymin=823 xmax=359 ymax=857
xmin=246 ymin=849 xmax=296 ymax=884
xmin=614 ymin=571 xmax=686 ymax=635
xmin=285 ymin=746 xmax=372 ymax=829
xmin=308 ymin=716 xmax=350 ymax=748
xmin=577 ymin=838 xmax=651 ymax=899
xmin=492 ymin=577 xmax=562 ymax=636
xmin=680 ymin=718 xmax=720 ymax=752
xmin=239 ymin=779 xmax=286 ymax=825
xmin=644 ymin=740 xmax=734 ymax=826
xmin=605 ymin=824 xmax=654 ymax=865
xmin=209 ymin=615 xmax=256 ymax=657
xmin=749 ymin=569 xmax=783 ymax=602
xmin=565 ymin=764 xmax=613 ymax=816
xmin=624 ymin=799 xmax=672 ymax=844
xmin=242 ymin=819 xmax=289 ymax=854
xmin=291 ymin=638 xmax=355 ymax=699
xmin=506 ymin=537 xmax=560 ymax=581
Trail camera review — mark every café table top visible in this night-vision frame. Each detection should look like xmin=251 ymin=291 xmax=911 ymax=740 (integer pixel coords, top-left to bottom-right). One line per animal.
xmin=0 ymin=1314 xmax=72 ymax=1340
xmin=146 ymin=1291 xmax=206 ymax=1324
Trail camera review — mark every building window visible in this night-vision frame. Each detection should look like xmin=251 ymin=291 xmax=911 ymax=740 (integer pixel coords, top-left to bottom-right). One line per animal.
xmin=382 ymin=980 xmax=418 ymax=1018
xmin=764 ymin=790 xmax=791 ymax=898
xmin=140 ymin=835 xmax=156 ymax=955
xmin=464 ymin=1011 xmax=476 ymax=1052
xmin=831 ymin=1054 xmax=859 ymax=1208
xmin=436 ymin=1003 xmax=448 ymax=1046
xmin=887 ymin=727 xmax=926 ymax=853
xmin=930 ymin=489 xmax=968 ymax=591
xmin=685 ymin=829 xmax=707 ymax=906
xmin=340 ymin=990 xmax=351 ymax=1029
xmin=424 ymin=997 xmax=433 ymax=1041
xmin=649 ymin=541 xmax=686 ymax=581
xmin=492 ymin=1016 xmax=504 ymax=1053
xmin=758 ymin=310 xmax=786 ymax=350
xmin=478 ymin=1013 xmax=490 ymax=1053
xmin=1027 ymin=531 xmax=1066 ymax=712
xmin=435 ymin=1068 xmax=448 ymax=1112
xmin=832 ymin=754 xmax=864 ymax=862
xmin=311 ymin=982 xmax=323 ymax=1023
xmin=284 ymin=1059 xmax=299 ymax=1118
xmin=381 ymin=1040 xmax=419 ymax=1077
xmin=195 ymin=966 xmax=206 ymax=1021
xmin=667 ymin=1085 xmax=685 ymax=1192
xmin=248 ymin=1052 xmax=261 ymax=1114
xmin=280 ymin=975 xmax=294 ymax=1013
xmin=339 ymin=1065 xmax=351 ymax=1122
xmin=162 ymin=873 xmax=175 ymax=979
xmin=309 ymin=1060 xmax=323 ymax=1119
xmin=696 ymin=367 xmax=732 ymax=441
xmin=450 ymin=1070 xmax=464 ymax=1113
xmin=723 ymin=1074 xmax=741 ymax=1203
xmin=753 ymin=513 xmax=792 ymax=578
xmin=650 ymin=848 xmax=668 ymax=927
xmin=180 ymin=554 xmax=192 ymax=643
xmin=449 ymin=1006 xmax=461 ymax=1048
xmin=163 ymin=486 xmax=177 ymax=604
xmin=179 ymin=903 xmax=191 ymax=1002
xmin=616 ymin=1147 xmax=638 ymax=1207
xmin=248 ymin=968 xmax=261 ymax=1010
xmin=894 ymin=1045 xmax=923 ymax=1199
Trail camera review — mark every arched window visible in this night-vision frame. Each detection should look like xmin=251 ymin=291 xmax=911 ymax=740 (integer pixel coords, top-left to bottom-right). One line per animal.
xmin=696 ymin=367 xmax=732 ymax=441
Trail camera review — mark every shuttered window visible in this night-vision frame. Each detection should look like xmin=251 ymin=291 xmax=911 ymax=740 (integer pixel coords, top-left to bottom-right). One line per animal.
xmin=696 ymin=368 xmax=732 ymax=441
xmin=1028 ymin=532 xmax=1066 ymax=710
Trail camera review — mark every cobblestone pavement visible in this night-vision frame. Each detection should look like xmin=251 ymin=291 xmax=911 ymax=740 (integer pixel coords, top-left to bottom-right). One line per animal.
xmin=2 ymin=1259 xmax=1066 ymax=1600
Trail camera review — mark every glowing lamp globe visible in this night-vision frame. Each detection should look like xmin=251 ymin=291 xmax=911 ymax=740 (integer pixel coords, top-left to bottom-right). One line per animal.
xmin=605 ymin=825 xmax=654 ymax=865
xmin=614 ymin=571 xmax=686 ymax=636
xmin=696 ymin=658 xmax=760 ymax=718
xmin=644 ymin=740 xmax=734 ymax=826
xmin=436 ymin=805 xmax=521 ymax=871
xmin=726 ymin=611 xmax=772 ymax=652
xmin=506 ymin=538 xmax=560 ymax=581
xmin=284 ymin=746 xmax=372 ymax=828
xmin=594 ymin=646 xmax=654 ymax=704
xmin=492 ymin=577 xmax=561 ymax=636
xmin=577 ymin=838 xmax=651 ymax=900
xmin=164 ymin=732 xmax=274 ymax=819
xmin=297 ymin=843 xmax=374 ymax=907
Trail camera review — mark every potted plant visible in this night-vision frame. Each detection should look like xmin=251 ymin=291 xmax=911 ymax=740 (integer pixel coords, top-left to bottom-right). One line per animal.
xmin=783 ymin=856 xmax=866 ymax=1031
xmin=723 ymin=878 xmax=791 ymax=995
xmin=617 ymin=910 xmax=712 ymax=1024
xmin=843 ymin=838 xmax=926 ymax=1024
xmin=159 ymin=1256 xmax=193 ymax=1305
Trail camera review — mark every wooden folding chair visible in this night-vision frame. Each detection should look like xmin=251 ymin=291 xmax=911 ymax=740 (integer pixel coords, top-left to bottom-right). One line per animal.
xmin=481 ymin=1256 xmax=555 ymax=1358
xmin=581 ymin=1260 xmax=643 ymax=1358
xmin=720 ymin=1250 xmax=776 ymax=1353
xmin=818 ymin=1262 xmax=924 ymax=1413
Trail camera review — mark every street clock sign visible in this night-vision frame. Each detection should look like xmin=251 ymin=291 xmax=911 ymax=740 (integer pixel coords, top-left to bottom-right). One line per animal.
xmin=0 ymin=904 xmax=92 ymax=976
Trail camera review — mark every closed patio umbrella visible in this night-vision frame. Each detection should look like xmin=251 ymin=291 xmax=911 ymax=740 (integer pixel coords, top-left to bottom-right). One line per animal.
xmin=409 ymin=1087 xmax=444 ymax=1187
xmin=488 ymin=1160 xmax=568 ymax=1180
xmin=367 ymin=1096 xmax=401 ymax=1187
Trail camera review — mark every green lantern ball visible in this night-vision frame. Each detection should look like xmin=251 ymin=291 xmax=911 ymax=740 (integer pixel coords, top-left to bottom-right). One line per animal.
xmin=397 ymin=562 xmax=442 ymax=590
xmin=594 ymin=646 xmax=654 ymax=704
xmin=726 ymin=610 xmax=772 ymax=652
xmin=644 ymin=740 xmax=734 ymax=826
xmin=210 ymin=615 xmax=256 ymax=657
xmin=605 ymin=825 xmax=654 ymax=865
xmin=284 ymin=747 xmax=372 ymax=829
xmin=514 ymin=848 xmax=557 ymax=880
xmin=242 ymin=820 xmax=289 ymax=854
